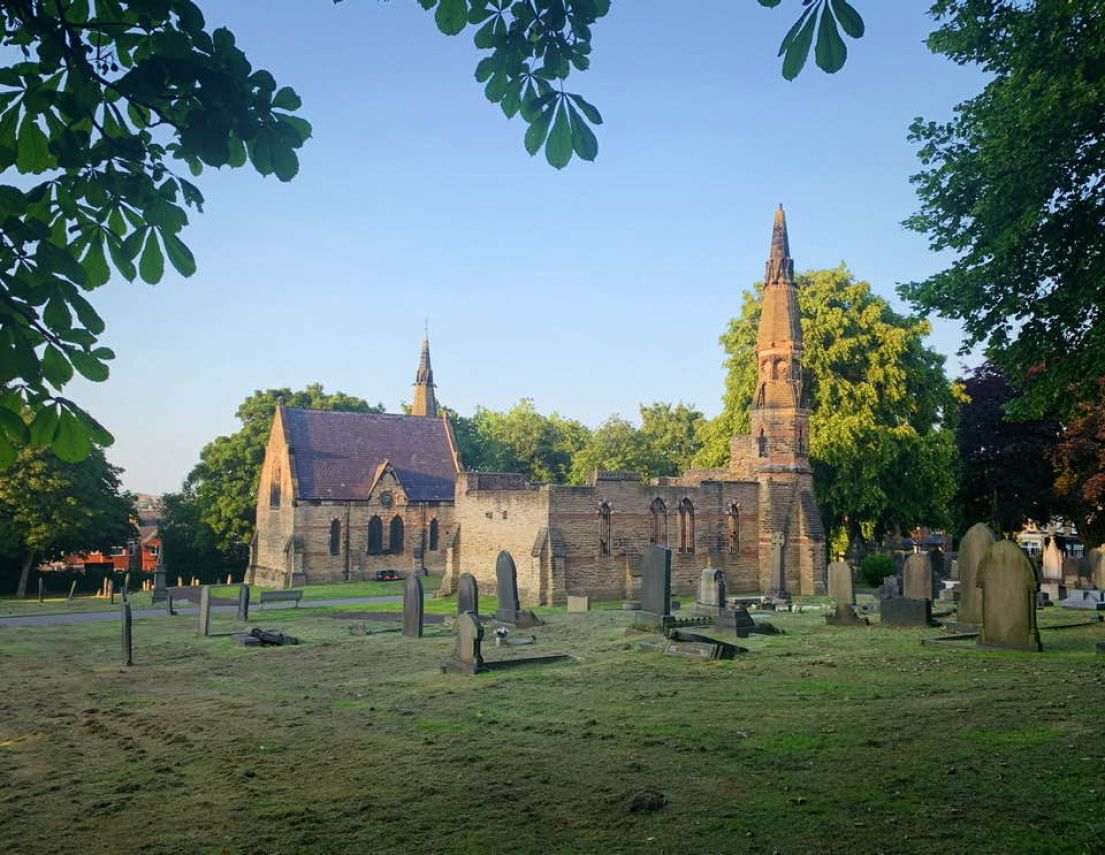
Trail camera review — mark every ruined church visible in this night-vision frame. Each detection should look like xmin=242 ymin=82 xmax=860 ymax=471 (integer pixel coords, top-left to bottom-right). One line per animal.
xmin=248 ymin=207 xmax=827 ymax=601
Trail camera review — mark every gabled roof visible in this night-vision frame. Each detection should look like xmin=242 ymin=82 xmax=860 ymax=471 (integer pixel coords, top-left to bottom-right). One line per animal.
xmin=281 ymin=408 xmax=459 ymax=502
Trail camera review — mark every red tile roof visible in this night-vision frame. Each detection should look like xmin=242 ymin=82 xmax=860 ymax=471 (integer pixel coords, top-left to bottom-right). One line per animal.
xmin=283 ymin=409 xmax=458 ymax=502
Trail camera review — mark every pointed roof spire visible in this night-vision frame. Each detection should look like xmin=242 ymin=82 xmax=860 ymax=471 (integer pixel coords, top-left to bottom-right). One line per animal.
xmin=416 ymin=332 xmax=433 ymax=386
xmin=412 ymin=329 xmax=439 ymax=417
xmin=765 ymin=203 xmax=795 ymax=284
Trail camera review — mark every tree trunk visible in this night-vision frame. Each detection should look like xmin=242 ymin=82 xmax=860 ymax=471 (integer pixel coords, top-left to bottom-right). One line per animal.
xmin=15 ymin=549 xmax=34 ymax=598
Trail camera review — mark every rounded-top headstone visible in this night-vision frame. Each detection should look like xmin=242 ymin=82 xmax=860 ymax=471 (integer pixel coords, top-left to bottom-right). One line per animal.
xmin=1091 ymin=548 xmax=1105 ymax=590
xmin=976 ymin=540 xmax=1041 ymax=652
xmin=827 ymin=560 xmax=854 ymax=605
xmin=957 ymin=522 xmax=997 ymax=626
xmin=495 ymin=551 xmax=521 ymax=621
xmin=903 ymin=553 xmax=935 ymax=601
xmin=457 ymin=572 xmax=479 ymax=616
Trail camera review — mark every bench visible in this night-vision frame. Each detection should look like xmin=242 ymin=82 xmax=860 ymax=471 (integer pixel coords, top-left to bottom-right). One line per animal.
xmin=258 ymin=589 xmax=304 ymax=609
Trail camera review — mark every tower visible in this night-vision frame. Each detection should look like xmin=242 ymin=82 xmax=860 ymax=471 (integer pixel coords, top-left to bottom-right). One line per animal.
xmin=411 ymin=333 xmax=439 ymax=418
xmin=747 ymin=206 xmax=826 ymax=595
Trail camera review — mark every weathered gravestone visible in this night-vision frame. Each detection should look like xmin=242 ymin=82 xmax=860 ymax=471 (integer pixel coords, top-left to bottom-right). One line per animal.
xmin=879 ymin=597 xmax=932 ymax=627
xmin=1059 ymin=590 xmax=1105 ymax=611
xmin=495 ymin=551 xmax=522 ymax=623
xmin=827 ymin=559 xmax=855 ymax=605
xmin=120 ymin=602 xmax=133 ymax=667
xmin=237 ymin=584 xmax=250 ymax=622
xmin=443 ymin=611 xmax=484 ymax=674
xmin=37 ymin=577 xmax=44 ymax=603
xmin=403 ymin=573 xmax=424 ymax=639
xmin=567 ymin=595 xmax=591 ymax=612
xmin=716 ymin=605 xmax=757 ymax=638
xmin=976 ymin=540 xmax=1042 ymax=652
xmin=1091 ymin=548 xmax=1105 ymax=590
xmin=664 ymin=629 xmax=744 ymax=660
xmin=67 ymin=579 xmax=77 ymax=602
xmin=457 ymin=573 xmax=479 ymax=616
xmin=903 ymin=553 xmax=935 ymax=602
xmin=957 ymin=522 xmax=997 ymax=629
xmin=640 ymin=545 xmax=672 ymax=625
xmin=826 ymin=602 xmax=866 ymax=626
xmin=1042 ymin=538 xmax=1064 ymax=583
xmin=766 ymin=531 xmax=791 ymax=602
xmin=1062 ymin=556 xmax=1082 ymax=586
xmin=877 ymin=574 xmax=901 ymax=600
xmin=695 ymin=568 xmax=727 ymax=616
xmin=197 ymin=586 xmax=211 ymax=637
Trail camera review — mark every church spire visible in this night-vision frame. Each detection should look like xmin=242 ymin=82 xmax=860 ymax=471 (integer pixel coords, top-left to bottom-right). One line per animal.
xmin=411 ymin=332 xmax=439 ymax=417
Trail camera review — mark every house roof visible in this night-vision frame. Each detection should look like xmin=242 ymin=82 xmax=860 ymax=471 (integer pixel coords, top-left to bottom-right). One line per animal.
xmin=282 ymin=408 xmax=458 ymax=502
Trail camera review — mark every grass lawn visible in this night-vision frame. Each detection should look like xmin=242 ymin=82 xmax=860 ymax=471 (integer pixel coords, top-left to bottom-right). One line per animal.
xmin=0 ymin=599 xmax=1103 ymax=854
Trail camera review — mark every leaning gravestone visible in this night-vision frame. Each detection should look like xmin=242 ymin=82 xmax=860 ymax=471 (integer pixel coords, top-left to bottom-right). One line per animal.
xmin=826 ymin=602 xmax=866 ymax=626
xmin=827 ymin=560 xmax=854 ymax=605
xmin=976 ymin=540 xmax=1042 ymax=652
xmin=495 ymin=551 xmax=522 ymax=623
xmin=457 ymin=573 xmax=479 ymax=617
xmin=640 ymin=545 xmax=673 ymax=624
xmin=716 ymin=605 xmax=757 ymax=638
xmin=957 ymin=522 xmax=997 ymax=629
xmin=903 ymin=553 xmax=935 ymax=602
xmin=403 ymin=573 xmax=424 ymax=639
xmin=695 ymin=568 xmax=726 ymax=616
xmin=444 ymin=611 xmax=484 ymax=674
xmin=237 ymin=584 xmax=250 ymax=622
xmin=120 ymin=602 xmax=133 ymax=667
xmin=197 ymin=586 xmax=211 ymax=637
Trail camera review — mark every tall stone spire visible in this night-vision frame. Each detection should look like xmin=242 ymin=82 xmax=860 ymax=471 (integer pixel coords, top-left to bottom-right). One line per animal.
xmin=411 ymin=333 xmax=439 ymax=417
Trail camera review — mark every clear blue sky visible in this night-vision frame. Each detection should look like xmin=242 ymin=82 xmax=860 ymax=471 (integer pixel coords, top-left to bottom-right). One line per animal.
xmin=69 ymin=0 xmax=987 ymax=495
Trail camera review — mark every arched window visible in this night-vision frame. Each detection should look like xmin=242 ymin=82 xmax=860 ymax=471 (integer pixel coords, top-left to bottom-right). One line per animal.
xmin=428 ymin=518 xmax=439 ymax=551
xmin=598 ymin=502 xmax=612 ymax=556
xmin=389 ymin=515 xmax=404 ymax=555
xmin=367 ymin=515 xmax=383 ymax=554
xmin=649 ymin=498 xmax=667 ymax=545
xmin=328 ymin=519 xmax=341 ymax=556
xmin=269 ymin=464 xmax=281 ymax=509
xmin=727 ymin=503 xmax=740 ymax=554
xmin=678 ymin=498 xmax=695 ymax=553
xmin=758 ymin=428 xmax=768 ymax=457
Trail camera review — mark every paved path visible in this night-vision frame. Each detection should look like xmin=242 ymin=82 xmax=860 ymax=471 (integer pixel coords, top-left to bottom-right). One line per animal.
xmin=0 ymin=595 xmax=403 ymax=628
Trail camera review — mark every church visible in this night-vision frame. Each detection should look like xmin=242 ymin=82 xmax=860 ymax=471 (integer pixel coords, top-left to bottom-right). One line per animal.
xmin=247 ymin=207 xmax=827 ymax=601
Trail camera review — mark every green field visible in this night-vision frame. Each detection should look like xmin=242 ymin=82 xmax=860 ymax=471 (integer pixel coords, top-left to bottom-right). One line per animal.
xmin=1 ymin=600 xmax=1103 ymax=854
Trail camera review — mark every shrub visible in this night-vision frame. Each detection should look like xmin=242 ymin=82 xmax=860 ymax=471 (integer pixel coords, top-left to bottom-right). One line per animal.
xmin=859 ymin=554 xmax=896 ymax=588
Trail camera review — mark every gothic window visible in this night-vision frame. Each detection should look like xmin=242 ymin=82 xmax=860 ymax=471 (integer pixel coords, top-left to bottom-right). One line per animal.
xmin=758 ymin=428 xmax=768 ymax=457
xmin=389 ymin=515 xmax=405 ymax=555
xmin=367 ymin=515 xmax=383 ymax=554
xmin=797 ymin=426 xmax=806 ymax=455
xmin=269 ymin=464 xmax=281 ymax=509
xmin=599 ymin=502 xmax=612 ymax=556
xmin=328 ymin=519 xmax=341 ymax=556
xmin=776 ymin=358 xmax=787 ymax=380
xmin=429 ymin=518 xmax=439 ymax=552
xmin=649 ymin=498 xmax=667 ymax=545
xmin=728 ymin=503 xmax=740 ymax=553
xmin=678 ymin=498 xmax=695 ymax=553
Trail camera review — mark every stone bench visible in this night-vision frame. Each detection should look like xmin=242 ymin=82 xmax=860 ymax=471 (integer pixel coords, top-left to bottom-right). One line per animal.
xmin=258 ymin=590 xmax=304 ymax=609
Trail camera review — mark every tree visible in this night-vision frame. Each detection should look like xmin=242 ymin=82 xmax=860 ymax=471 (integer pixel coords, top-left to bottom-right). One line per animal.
xmin=956 ymin=362 xmax=1061 ymax=536
xmin=902 ymin=0 xmax=1105 ymax=419
xmin=458 ymin=399 xmax=588 ymax=483
xmin=183 ymin=384 xmax=381 ymax=563
xmin=0 ymin=445 xmax=134 ymax=596
xmin=1051 ymin=379 xmax=1105 ymax=549
xmin=158 ymin=488 xmax=237 ymax=583
xmin=695 ymin=266 xmax=960 ymax=549
xmin=569 ymin=402 xmax=705 ymax=483
xmin=568 ymin=415 xmax=648 ymax=484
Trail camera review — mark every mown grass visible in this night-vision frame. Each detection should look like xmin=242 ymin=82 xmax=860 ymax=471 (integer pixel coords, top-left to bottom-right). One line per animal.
xmin=0 ymin=598 xmax=1102 ymax=854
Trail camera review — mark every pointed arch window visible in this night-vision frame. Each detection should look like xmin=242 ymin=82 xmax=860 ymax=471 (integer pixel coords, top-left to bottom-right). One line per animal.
xmin=678 ymin=498 xmax=695 ymax=553
xmin=328 ymin=519 xmax=341 ymax=556
xmin=649 ymin=498 xmax=667 ymax=545
xmin=389 ymin=515 xmax=405 ymax=555
xmin=598 ymin=502 xmax=612 ymax=556
xmin=428 ymin=518 xmax=440 ymax=551
xmin=269 ymin=464 xmax=281 ymax=509
xmin=367 ymin=515 xmax=383 ymax=554
xmin=758 ymin=427 xmax=768 ymax=457
xmin=727 ymin=503 xmax=740 ymax=554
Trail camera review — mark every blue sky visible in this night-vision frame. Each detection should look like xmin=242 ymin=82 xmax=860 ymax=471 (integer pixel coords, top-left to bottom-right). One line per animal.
xmin=68 ymin=1 xmax=987 ymax=494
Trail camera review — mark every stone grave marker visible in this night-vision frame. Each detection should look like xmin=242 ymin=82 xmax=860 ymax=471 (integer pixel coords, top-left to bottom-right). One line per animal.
xmin=1091 ymin=548 xmax=1105 ymax=590
xmin=67 ymin=580 xmax=77 ymax=602
xmin=444 ymin=611 xmax=484 ymax=674
xmin=457 ymin=573 xmax=479 ymax=616
xmin=122 ymin=572 xmax=131 ymax=599
xmin=197 ymin=586 xmax=211 ymax=637
xmin=767 ymin=531 xmax=791 ymax=601
xmin=1041 ymin=538 xmax=1064 ymax=583
xmin=165 ymin=592 xmax=175 ymax=616
xmin=640 ymin=545 xmax=672 ymax=622
xmin=879 ymin=597 xmax=932 ymax=627
xmin=903 ymin=553 xmax=935 ymax=602
xmin=716 ymin=605 xmax=758 ymax=638
xmin=827 ymin=559 xmax=854 ymax=605
xmin=403 ymin=573 xmax=424 ymax=638
xmin=976 ymin=540 xmax=1042 ymax=652
xmin=37 ymin=577 xmax=44 ymax=603
xmin=495 ymin=551 xmax=522 ymax=623
xmin=120 ymin=602 xmax=133 ymax=667
xmin=877 ymin=574 xmax=901 ymax=600
xmin=957 ymin=522 xmax=997 ymax=628
xmin=108 ymin=578 xmax=115 ymax=605
xmin=695 ymin=568 xmax=726 ymax=616
xmin=567 ymin=595 xmax=591 ymax=612
xmin=238 ymin=584 xmax=250 ymax=622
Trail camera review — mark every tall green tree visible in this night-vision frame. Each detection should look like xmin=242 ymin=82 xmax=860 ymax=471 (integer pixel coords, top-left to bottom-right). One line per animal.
xmin=1051 ymin=379 xmax=1105 ymax=549
xmin=695 ymin=266 xmax=960 ymax=549
xmin=183 ymin=385 xmax=381 ymax=564
xmin=902 ymin=0 xmax=1105 ymax=418
xmin=569 ymin=402 xmax=705 ymax=483
xmin=459 ymin=399 xmax=589 ymax=483
xmin=0 ymin=445 xmax=134 ymax=596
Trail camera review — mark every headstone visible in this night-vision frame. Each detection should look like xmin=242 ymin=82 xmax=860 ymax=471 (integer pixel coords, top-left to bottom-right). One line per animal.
xmin=695 ymin=568 xmax=727 ymax=616
xmin=716 ymin=605 xmax=757 ymax=638
xmin=457 ymin=573 xmax=479 ymax=616
xmin=567 ymin=595 xmax=591 ymax=612
xmin=1061 ymin=556 xmax=1081 ymax=586
xmin=1059 ymin=590 xmax=1105 ymax=610
xmin=165 ymin=592 xmax=175 ymax=616
xmin=766 ymin=531 xmax=790 ymax=600
xmin=664 ymin=630 xmax=744 ymax=660
xmin=122 ymin=572 xmax=131 ymax=599
xmin=403 ymin=573 xmax=424 ymax=638
xmin=108 ymin=578 xmax=115 ymax=604
xmin=153 ymin=564 xmax=167 ymax=593
xmin=494 ymin=551 xmax=521 ymax=623
xmin=976 ymin=540 xmax=1042 ymax=652
xmin=1041 ymin=538 xmax=1064 ymax=583
xmin=825 ymin=603 xmax=866 ymax=626
xmin=957 ymin=522 xmax=997 ymax=628
xmin=67 ymin=580 xmax=77 ymax=602
xmin=120 ymin=603 xmax=133 ymax=667
xmin=950 ymin=557 xmax=959 ymax=581
xmin=1091 ymin=548 xmax=1105 ymax=589
xmin=640 ymin=545 xmax=672 ymax=621
xmin=237 ymin=584 xmax=250 ymax=622
xmin=877 ymin=574 xmax=901 ymax=600
xmin=37 ymin=577 xmax=44 ymax=603
xmin=445 ymin=611 xmax=484 ymax=674
xmin=176 ymin=576 xmax=183 ymax=587
xmin=879 ymin=597 xmax=932 ymax=627
xmin=827 ymin=560 xmax=854 ymax=605
xmin=903 ymin=553 xmax=935 ymax=602
xmin=197 ymin=586 xmax=211 ymax=637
